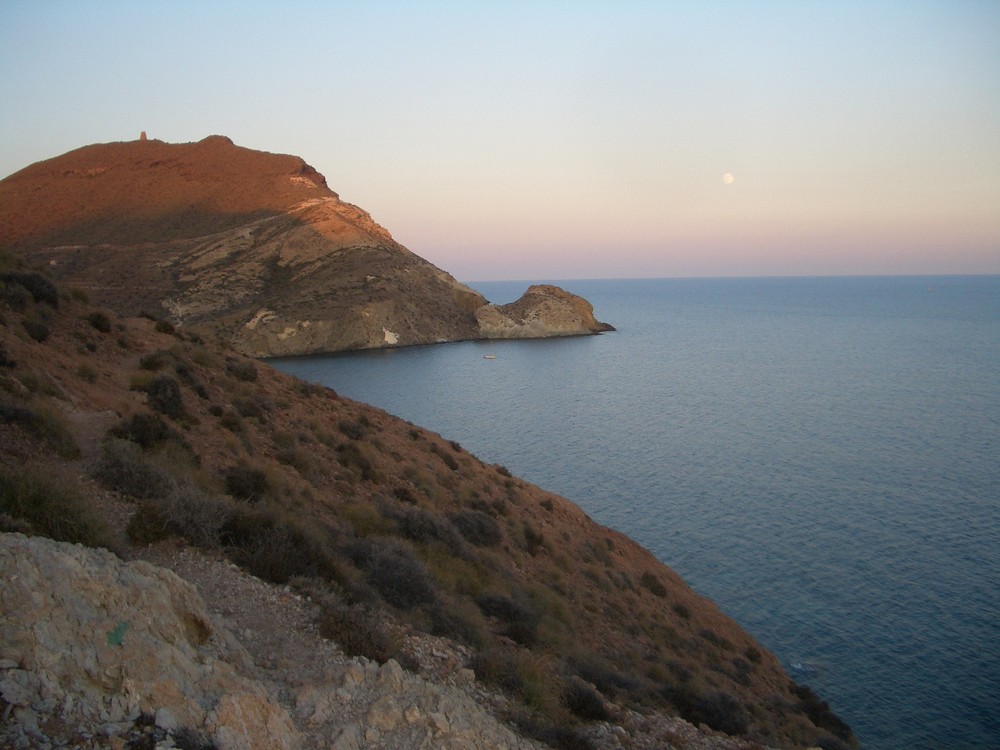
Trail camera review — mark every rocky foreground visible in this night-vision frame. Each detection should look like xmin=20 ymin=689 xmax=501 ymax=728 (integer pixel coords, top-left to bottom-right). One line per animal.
xmin=0 ymin=135 xmax=612 ymax=357
xmin=1 ymin=534 xmax=760 ymax=750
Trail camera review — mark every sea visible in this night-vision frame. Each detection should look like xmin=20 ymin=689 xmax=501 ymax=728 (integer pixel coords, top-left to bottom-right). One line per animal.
xmin=271 ymin=276 xmax=1000 ymax=750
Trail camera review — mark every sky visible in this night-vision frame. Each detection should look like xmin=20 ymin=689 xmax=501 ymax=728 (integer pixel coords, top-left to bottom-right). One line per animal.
xmin=1 ymin=1 xmax=998 ymax=281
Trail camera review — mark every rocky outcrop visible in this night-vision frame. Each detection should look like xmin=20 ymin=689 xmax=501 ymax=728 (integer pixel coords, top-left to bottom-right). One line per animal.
xmin=477 ymin=284 xmax=614 ymax=339
xmin=0 ymin=136 xmax=611 ymax=356
xmin=0 ymin=533 xmax=299 ymax=750
xmin=0 ymin=533 xmax=550 ymax=750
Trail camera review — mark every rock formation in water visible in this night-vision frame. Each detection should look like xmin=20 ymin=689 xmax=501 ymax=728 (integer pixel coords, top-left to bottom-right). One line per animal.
xmin=0 ymin=135 xmax=611 ymax=356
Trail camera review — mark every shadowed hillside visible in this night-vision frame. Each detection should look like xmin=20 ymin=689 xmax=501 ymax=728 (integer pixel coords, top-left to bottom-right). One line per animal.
xmin=0 ymin=260 xmax=854 ymax=749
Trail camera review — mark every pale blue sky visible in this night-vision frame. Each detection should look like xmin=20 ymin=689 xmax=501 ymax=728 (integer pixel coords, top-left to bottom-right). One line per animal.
xmin=2 ymin=1 xmax=998 ymax=280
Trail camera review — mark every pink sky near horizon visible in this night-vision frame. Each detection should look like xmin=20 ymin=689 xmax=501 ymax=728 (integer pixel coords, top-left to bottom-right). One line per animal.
xmin=1 ymin=1 xmax=998 ymax=281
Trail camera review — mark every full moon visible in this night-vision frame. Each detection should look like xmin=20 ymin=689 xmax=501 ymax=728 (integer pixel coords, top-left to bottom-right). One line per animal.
xmin=723 ymin=172 xmax=735 ymax=184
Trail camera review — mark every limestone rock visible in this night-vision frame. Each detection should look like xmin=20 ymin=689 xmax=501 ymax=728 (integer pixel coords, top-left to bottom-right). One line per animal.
xmin=477 ymin=284 xmax=615 ymax=338
xmin=0 ymin=533 xmax=299 ymax=750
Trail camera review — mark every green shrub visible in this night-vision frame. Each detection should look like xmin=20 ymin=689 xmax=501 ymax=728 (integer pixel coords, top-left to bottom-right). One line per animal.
xmin=569 ymin=654 xmax=640 ymax=699
xmin=154 ymin=319 xmax=175 ymax=334
xmin=0 ymin=465 xmax=113 ymax=548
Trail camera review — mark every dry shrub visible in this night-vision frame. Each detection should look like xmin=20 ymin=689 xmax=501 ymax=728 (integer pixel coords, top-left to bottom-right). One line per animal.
xmin=93 ymin=439 xmax=171 ymax=500
xmin=2 ymin=272 xmax=59 ymax=307
xmin=349 ymin=537 xmax=437 ymax=610
xmin=224 ymin=357 xmax=257 ymax=382
xmin=337 ymin=441 xmax=382 ymax=483
xmin=476 ymin=592 xmax=541 ymax=646
xmin=471 ymin=646 xmax=562 ymax=716
xmin=563 ymin=677 xmax=610 ymax=721
xmin=0 ymin=400 xmax=80 ymax=459
xmin=22 ymin=319 xmax=50 ymax=342
xmin=0 ymin=465 xmax=114 ymax=549
xmin=219 ymin=507 xmax=343 ymax=585
xmin=145 ymin=375 xmax=185 ymax=419
xmin=223 ymin=464 xmax=269 ymax=502
xmin=318 ymin=601 xmax=401 ymax=663
xmin=640 ymin=571 xmax=668 ymax=598
xmin=449 ymin=509 xmax=501 ymax=547
xmin=388 ymin=504 xmax=467 ymax=551
xmin=127 ymin=481 xmax=232 ymax=549
xmin=84 ymin=311 xmax=111 ymax=333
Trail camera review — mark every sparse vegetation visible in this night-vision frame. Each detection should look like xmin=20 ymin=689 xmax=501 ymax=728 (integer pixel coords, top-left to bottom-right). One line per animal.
xmin=0 ymin=465 xmax=113 ymax=548
xmin=0 ymin=400 xmax=80 ymax=458
xmin=84 ymin=311 xmax=112 ymax=332
xmin=22 ymin=318 xmax=50 ymax=342
xmin=318 ymin=601 xmax=401 ymax=663
xmin=223 ymin=464 xmax=269 ymax=502
xmin=0 ymin=251 xmax=855 ymax=750
xmin=93 ymin=439 xmax=172 ymax=500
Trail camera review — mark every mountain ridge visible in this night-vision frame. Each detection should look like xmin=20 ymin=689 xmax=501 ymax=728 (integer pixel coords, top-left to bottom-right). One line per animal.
xmin=0 ymin=135 xmax=612 ymax=356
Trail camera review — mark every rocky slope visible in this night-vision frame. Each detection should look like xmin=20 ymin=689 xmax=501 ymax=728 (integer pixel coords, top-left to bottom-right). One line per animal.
xmin=0 ymin=264 xmax=855 ymax=749
xmin=0 ymin=136 xmax=611 ymax=356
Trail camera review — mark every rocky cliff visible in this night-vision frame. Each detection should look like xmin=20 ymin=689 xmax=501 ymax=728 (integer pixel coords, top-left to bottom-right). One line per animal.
xmin=0 ymin=136 xmax=610 ymax=356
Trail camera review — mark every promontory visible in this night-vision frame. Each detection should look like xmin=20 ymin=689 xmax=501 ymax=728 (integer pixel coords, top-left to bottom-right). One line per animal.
xmin=0 ymin=135 xmax=613 ymax=356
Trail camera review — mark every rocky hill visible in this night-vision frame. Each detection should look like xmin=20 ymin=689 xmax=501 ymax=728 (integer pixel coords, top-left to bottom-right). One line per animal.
xmin=0 ymin=136 xmax=611 ymax=356
xmin=0 ymin=264 xmax=855 ymax=749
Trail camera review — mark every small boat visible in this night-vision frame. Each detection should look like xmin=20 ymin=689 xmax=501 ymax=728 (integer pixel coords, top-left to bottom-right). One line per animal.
xmin=483 ymin=354 xmax=496 ymax=360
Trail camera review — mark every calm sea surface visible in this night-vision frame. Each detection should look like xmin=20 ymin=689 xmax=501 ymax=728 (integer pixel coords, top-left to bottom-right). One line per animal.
xmin=272 ymin=276 xmax=1000 ymax=749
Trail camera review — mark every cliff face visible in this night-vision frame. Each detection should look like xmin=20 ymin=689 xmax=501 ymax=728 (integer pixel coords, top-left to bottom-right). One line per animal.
xmin=0 ymin=136 xmax=610 ymax=356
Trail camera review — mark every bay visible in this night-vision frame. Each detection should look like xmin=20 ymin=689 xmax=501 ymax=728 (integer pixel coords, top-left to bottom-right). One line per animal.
xmin=272 ymin=276 xmax=1000 ymax=749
